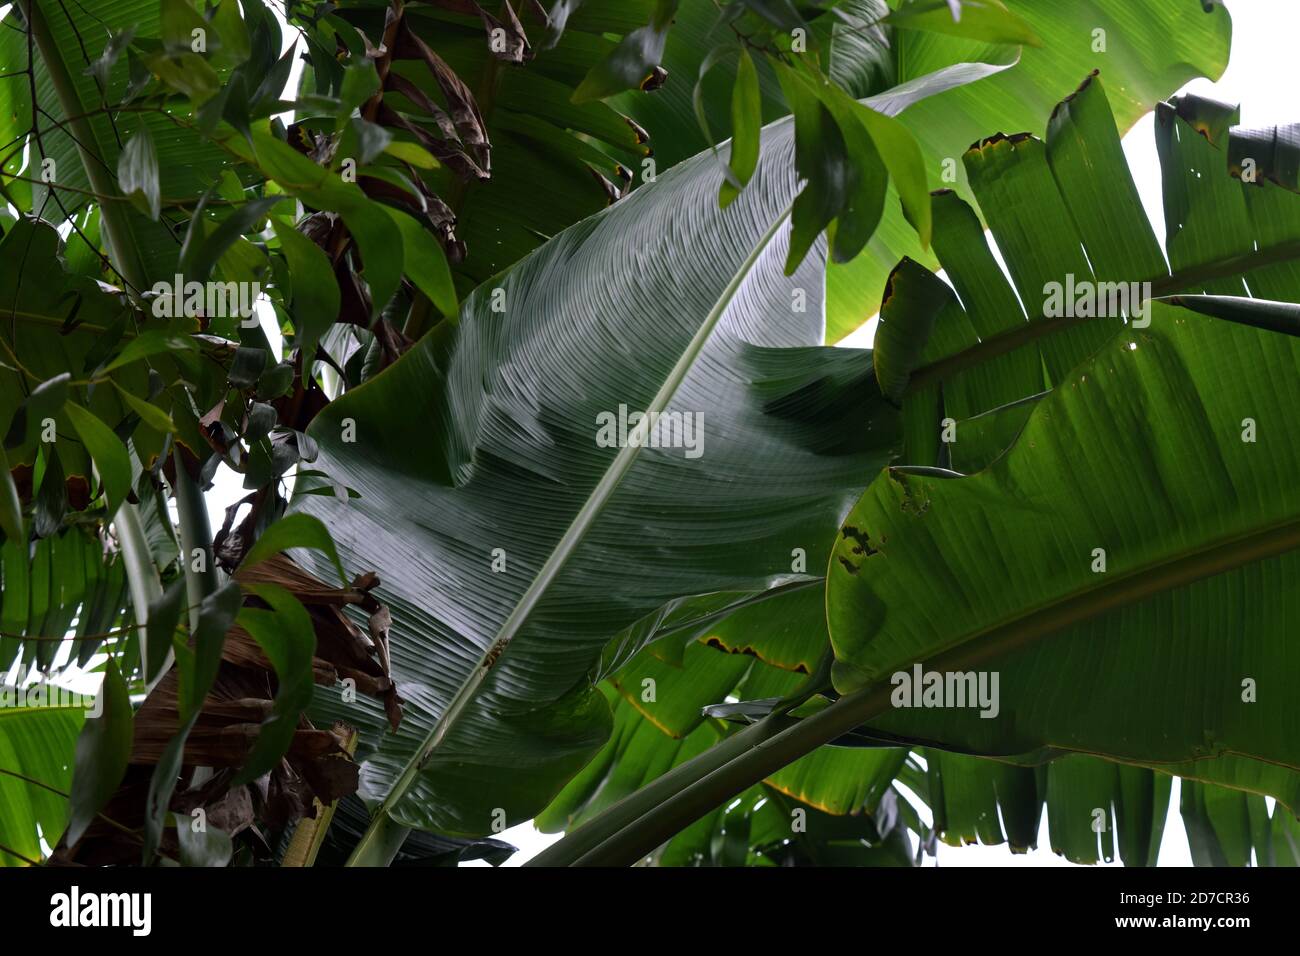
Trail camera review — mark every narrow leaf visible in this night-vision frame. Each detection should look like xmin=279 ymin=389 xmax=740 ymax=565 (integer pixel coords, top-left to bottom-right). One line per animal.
xmin=231 ymin=584 xmax=316 ymax=785
xmin=66 ymin=659 xmax=133 ymax=847
xmin=386 ymin=209 xmax=458 ymax=319
xmin=272 ymin=219 xmax=340 ymax=361
xmin=118 ymin=127 xmax=161 ymax=220
xmin=721 ymin=48 xmax=761 ymax=208
xmin=64 ymin=403 xmax=132 ymax=517
xmin=239 ymin=512 xmax=346 ymax=586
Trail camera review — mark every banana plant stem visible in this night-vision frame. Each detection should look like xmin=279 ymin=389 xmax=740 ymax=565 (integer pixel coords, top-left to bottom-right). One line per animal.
xmin=570 ymin=681 xmax=895 ymax=866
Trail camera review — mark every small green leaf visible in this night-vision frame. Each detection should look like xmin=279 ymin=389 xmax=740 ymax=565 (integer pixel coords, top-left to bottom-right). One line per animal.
xmin=0 ymin=444 xmax=24 ymax=541
xmin=172 ymin=812 xmax=233 ymax=866
xmin=145 ymin=576 xmax=187 ymax=683
xmin=66 ymin=659 xmax=133 ymax=847
xmin=382 ymin=140 xmax=440 ymax=169
xmin=775 ymin=63 xmax=887 ymax=272
xmin=239 ymin=512 xmax=346 ymax=586
xmin=176 ymin=580 xmax=242 ymax=721
xmin=118 ymin=127 xmax=161 ymax=220
xmin=3 ymin=373 xmax=69 ymax=449
xmin=144 ymin=51 xmax=221 ymax=104
xmin=103 ymin=331 xmax=197 ymax=373
xmin=720 ymin=47 xmax=761 ymax=208
xmin=161 ymin=0 xmax=209 ymax=53
xmin=348 ymin=117 xmax=392 ymax=165
xmin=228 ymin=346 xmax=269 ymax=388
xmin=211 ymin=0 xmax=251 ymax=65
xmin=64 ymin=403 xmax=132 ymax=517
xmin=33 ymin=447 xmax=67 ymax=538
xmin=111 ymin=381 xmax=177 ymax=433
xmin=179 ymin=196 xmax=284 ymax=285
xmin=83 ymin=28 xmax=135 ymax=88
xmin=338 ymin=61 xmax=380 ymax=122
xmin=145 ymin=577 xmax=241 ymax=860
xmin=386 ymin=209 xmax=458 ymax=319
xmin=850 ymin=99 xmax=932 ymax=248
xmin=144 ymin=715 xmax=193 ymax=863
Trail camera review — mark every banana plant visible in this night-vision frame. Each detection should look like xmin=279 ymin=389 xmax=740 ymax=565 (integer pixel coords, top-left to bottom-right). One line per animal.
xmin=534 ymin=593 xmax=1187 ymax=866
xmin=277 ymin=1 xmax=1026 ymax=864
xmin=0 ymin=0 xmax=1256 ymax=868
xmin=299 ymin=107 xmax=901 ymax=862
xmin=532 ymin=75 xmax=1300 ymax=866
xmin=286 ymin=4 xmax=1245 ymax=866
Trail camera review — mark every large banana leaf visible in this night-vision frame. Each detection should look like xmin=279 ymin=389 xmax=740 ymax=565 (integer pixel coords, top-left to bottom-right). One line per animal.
xmin=829 ymin=300 xmax=1300 ymax=797
xmin=569 ymin=75 xmax=1300 ymax=864
xmin=604 ymin=641 xmax=903 ymax=816
xmin=823 ymin=0 xmax=1232 ymax=341
xmin=876 ymin=79 xmax=1300 ymax=467
xmin=531 ymin=75 xmax=1300 ymax=865
xmin=825 ymin=76 xmax=1300 ymax=805
xmin=0 ymin=695 xmax=83 ymax=865
xmin=298 ymin=111 xmax=900 ymax=843
xmin=619 ymin=0 xmax=1232 ymax=341
xmin=923 ymin=750 xmax=1172 ymax=865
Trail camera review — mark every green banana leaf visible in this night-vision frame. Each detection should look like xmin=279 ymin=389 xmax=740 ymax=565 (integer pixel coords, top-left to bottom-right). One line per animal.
xmin=532 ymin=74 xmax=1300 ymax=867
xmin=607 ymin=640 xmax=903 ymax=815
xmin=0 ymin=526 xmax=131 ymax=676
xmin=0 ymin=692 xmax=83 ymax=865
xmin=823 ymin=74 xmax=1300 ymax=812
xmin=297 ymin=109 xmax=900 ymax=844
xmin=925 ymin=751 xmax=1170 ymax=865
xmin=1181 ymin=779 xmax=1300 ymax=866
xmin=658 ymin=781 xmax=918 ymax=867
xmin=830 ymin=305 xmax=1300 ymax=798
xmin=537 ymin=683 xmax=915 ymax=867
xmin=618 ymin=0 xmax=1232 ymax=341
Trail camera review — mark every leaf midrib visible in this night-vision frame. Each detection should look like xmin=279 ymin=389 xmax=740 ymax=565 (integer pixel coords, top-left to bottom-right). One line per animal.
xmin=906 ymin=238 xmax=1300 ymax=392
xmin=346 ymin=203 xmax=797 ymax=864
xmin=866 ymin=512 xmax=1300 ymax=684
